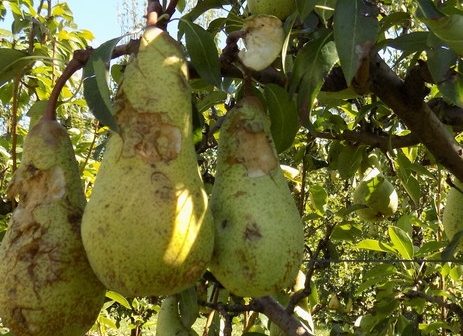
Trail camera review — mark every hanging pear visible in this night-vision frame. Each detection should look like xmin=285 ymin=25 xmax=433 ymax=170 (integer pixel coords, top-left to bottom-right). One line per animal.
xmin=209 ymin=96 xmax=304 ymax=297
xmin=81 ymin=26 xmax=214 ymax=297
xmin=0 ymin=119 xmax=106 ymax=336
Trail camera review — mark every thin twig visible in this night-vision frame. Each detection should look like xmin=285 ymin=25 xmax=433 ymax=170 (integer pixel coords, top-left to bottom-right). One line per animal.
xmin=287 ymin=223 xmax=337 ymax=313
xmin=42 ymin=40 xmax=139 ymax=122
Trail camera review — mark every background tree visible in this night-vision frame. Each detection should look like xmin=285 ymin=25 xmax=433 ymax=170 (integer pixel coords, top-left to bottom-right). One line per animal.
xmin=0 ymin=0 xmax=462 ymax=335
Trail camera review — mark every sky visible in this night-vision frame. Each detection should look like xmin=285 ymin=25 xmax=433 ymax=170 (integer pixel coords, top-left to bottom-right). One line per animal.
xmin=66 ymin=0 xmax=122 ymax=45
xmin=0 ymin=0 xmax=134 ymax=46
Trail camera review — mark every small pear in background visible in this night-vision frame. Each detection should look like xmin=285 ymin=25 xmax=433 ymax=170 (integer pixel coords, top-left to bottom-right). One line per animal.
xmin=247 ymin=0 xmax=296 ymax=19
xmin=0 ymin=119 xmax=106 ymax=336
xmin=81 ymin=26 xmax=214 ymax=297
xmin=209 ymin=96 xmax=304 ymax=297
xmin=353 ymin=168 xmax=398 ymax=221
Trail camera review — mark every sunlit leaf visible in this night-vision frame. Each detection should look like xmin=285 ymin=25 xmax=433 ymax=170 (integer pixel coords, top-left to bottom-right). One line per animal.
xmin=356 ymin=239 xmax=396 ymax=254
xmin=83 ymin=36 xmax=123 ymax=132
xmin=388 ymin=226 xmax=414 ymax=259
xmin=180 ymin=20 xmax=221 ymax=87
xmin=105 ymin=290 xmax=131 ymax=309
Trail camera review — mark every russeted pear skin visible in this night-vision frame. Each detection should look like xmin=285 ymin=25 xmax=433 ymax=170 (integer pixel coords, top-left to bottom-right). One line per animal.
xmin=442 ymin=179 xmax=463 ymax=252
xmin=81 ymin=27 xmax=214 ymax=297
xmin=0 ymin=120 xmax=106 ymax=336
xmin=209 ymin=96 xmax=304 ymax=297
xmin=156 ymin=296 xmax=198 ymax=336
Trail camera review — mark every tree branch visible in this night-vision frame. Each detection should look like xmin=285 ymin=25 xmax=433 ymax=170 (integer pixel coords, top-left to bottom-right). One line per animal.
xmin=252 ymin=297 xmax=314 ymax=336
xmin=313 ymin=130 xmax=419 ymax=150
xmin=42 ymin=40 xmax=139 ymax=122
xmin=368 ymin=54 xmax=463 ymax=181
xmin=405 ymin=290 xmax=463 ymax=333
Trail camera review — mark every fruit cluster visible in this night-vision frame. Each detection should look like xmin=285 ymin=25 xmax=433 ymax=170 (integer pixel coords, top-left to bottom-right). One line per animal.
xmin=0 ymin=2 xmax=304 ymax=335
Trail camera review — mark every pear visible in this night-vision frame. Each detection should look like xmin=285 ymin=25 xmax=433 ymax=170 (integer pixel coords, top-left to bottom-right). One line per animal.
xmin=248 ymin=0 xmax=296 ymax=19
xmin=0 ymin=120 xmax=106 ymax=336
xmin=156 ymin=296 xmax=198 ymax=336
xmin=81 ymin=27 xmax=214 ymax=297
xmin=353 ymin=168 xmax=398 ymax=221
xmin=442 ymin=179 xmax=463 ymax=252
xmin=209 ymin=96 xmax=304 ymax=297
xmin=238 ymin=15 xmax=285 ymax=71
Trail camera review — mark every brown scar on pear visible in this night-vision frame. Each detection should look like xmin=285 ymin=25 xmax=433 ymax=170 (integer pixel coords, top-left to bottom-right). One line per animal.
xmin=116 ymin=98 xmax=182 ymax=164
xmin=226 ymin=118 xmax=278 ymax=177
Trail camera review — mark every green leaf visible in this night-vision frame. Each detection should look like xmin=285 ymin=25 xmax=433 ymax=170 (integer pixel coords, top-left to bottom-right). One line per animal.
xmin=105 ymin=290 xmax=131 ymax=309
xmin=417 ymin=0 xmax=463 ymax=56
xmin=0 ymin=48 xmax=32 ymax=87
xmin=195 ymin=90 xmax=227 ymax=113
xmin=180 ymin=0 xmax=228 ymax=32
xmin=381 ymin=32 xmax=429 ymax=52
xmin=26 ymin=100 xmax=48 ymax=129
xmin=289 ymin=31 xmax=338 ymax=112
xmin=180 ymin=20 xmax=221 ymax=87
xmin=442 ymin=230 xmax=463 ymax=260
xmin=179 ymin=287 xmax=199 ymax=328
xmin=309 ymin=184 xmax=328 ymax=215
xmin=396 ymin=150 xmax=421 ymax=205
xmin=83 ymin=37 xmax=122 ymax=132
xmin=264 ymin=84 xmax=299 ymax=153
xmin=296 ymin=0 xmax=316 ymax=20
xmin=334 ymin=0 xmax=379 ymax=85
xmin=356 ymin=239 xmax=396 ymax=254
xmin=331 ymin=223 xmax=362 ymax=241
xmin=426 ymin=36 xmax=463 ymax=107
xmin=336 ymin=143 xmax=363 ymax=179
xmin=388 ymin=226 xmax=414 ymax=259
xmin=415 ymin=241 xmax=446 ymax=257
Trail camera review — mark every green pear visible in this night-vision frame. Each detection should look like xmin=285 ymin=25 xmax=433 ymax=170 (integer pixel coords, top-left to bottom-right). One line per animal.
xmin=209 ymin=96 xmax=304 ymax=297
xmin=442 ymin=179 xmax=463 ymax=252
xmin=238 ymin=15 xmax=285 ymax=71
xmin=0 ymin=120 xmax=106 ymax=336
xmin=81 ymin=27 xmax=214 ymax=297
xmin=353 ymin=168 xmax=398 ymax=221
xmin=156 ymin=296 xmax=198 ymax=336
xmin=248 ymin=0 xmax=296 ymax=19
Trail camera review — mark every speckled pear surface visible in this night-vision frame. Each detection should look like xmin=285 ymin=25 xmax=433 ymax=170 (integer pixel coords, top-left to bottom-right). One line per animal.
xmin=443 ymin=179 xmax=463 ymax=252
xmin=209 ymin=96 xmax=304 ymax=297
xmin=248 ymin=0 xmax=296 ymax=19
xmin=81 ymin=27 xmax=214 ymax=297
xmin=0 ymin=120 xmax=106 ymax=336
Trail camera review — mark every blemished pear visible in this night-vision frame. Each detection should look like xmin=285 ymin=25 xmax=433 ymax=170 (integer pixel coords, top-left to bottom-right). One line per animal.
xmin=248 ymin=0 xmax=296 ymax=19
xmin=209 ymin=96 xmax=304 ymax=297
xmin=442 ymin=179 xmax=463 ymax=252
xmin=238 ymin=15 xmax=285 ymax=71
xmin=81 ymin=27 xmax=214 ymax=297
xmin=0 ymin=120 xmax=106 ymax=336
